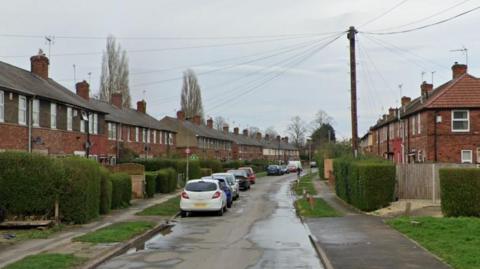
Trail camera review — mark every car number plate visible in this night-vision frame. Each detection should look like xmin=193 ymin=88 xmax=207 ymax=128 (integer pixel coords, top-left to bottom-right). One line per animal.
xmin=194 ymin=203 xmax=207 ymax=208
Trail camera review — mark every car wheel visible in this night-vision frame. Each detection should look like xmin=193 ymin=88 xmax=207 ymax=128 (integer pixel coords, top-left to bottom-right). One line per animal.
xmin=217 ymin=207 xmax=224 ymax=216
xmin=227 ymin=200 xmax=232 ymax=208
xmin=180 ymin=210 xmax=187 ymax=218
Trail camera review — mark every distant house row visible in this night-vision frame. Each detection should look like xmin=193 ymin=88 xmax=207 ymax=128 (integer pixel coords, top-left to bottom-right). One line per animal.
xmin=359 ymin=62 xmax=480 ymax=164
xmin=0 ymin=51 xmax=299 ymax=163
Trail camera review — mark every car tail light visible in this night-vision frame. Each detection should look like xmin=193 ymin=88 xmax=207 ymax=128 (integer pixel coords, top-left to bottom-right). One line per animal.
xmin=181 ymin=191 xmax=189 ymax=199
xmin=212 ymin=191 xmax=221 ymax=199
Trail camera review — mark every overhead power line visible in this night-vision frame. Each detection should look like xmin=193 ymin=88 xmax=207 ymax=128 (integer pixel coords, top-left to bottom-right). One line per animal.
xmin=360 ymin=5 xmax=480 ymax=35
xmin=360 ymin=0 xmax=409 ymax=28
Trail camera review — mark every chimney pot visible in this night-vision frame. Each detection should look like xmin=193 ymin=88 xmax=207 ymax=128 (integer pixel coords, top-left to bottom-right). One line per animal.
xmin=401 ymin=96 xmax=411 ymax=107
xmin=284 ymin=137 xmax=289 ymax=143
xmin=452 ymin=62 xmax=467 ymax=79
xmin=243 ymin=129 xmax=248 ymax=136
xmin=136 ymin=100 xmax=146 ymax=114
xmin=192 ymin=115 xmax=201 ymax=125
xmin=76 ymin=80 xmax=90 ymax=101
xmin=256 ymin=132 xmax=262 ymax=140
xmin=30 ymin=49 xmax=49 ymax=79
xmin=265 ymin=134 xmax=270 ymax=140
xmin=421 ymin=81 xmax=433 ymax=98
xmin=276 ymin=135 xmax=281 ymax=141
xmin=207 ymin=118 xmax=213 ymax=129
xmin=223 ymin=125 xmax=229 ymax=134
xmin=177 ymin=111 xmax=185 ymax=121
xmin=234 ymin=127 xmax=239 ymax=135
xmin=111 ymin=92 xmax=123 ymax=108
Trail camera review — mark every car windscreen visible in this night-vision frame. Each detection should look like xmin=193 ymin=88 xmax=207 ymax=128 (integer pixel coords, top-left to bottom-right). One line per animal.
xmin=227 ymin=170 xmax=246 ymax=176
xmin=267 ymin=165 xmax=277 ymax=169
xmin=185 ymin=182 xmax=217 ymax=192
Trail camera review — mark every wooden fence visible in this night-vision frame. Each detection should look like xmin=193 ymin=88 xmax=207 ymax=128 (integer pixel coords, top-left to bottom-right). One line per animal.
xmin=396 ymin=163 xmax=476 ymax=203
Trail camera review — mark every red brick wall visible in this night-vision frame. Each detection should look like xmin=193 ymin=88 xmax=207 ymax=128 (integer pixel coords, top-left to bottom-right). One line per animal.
xmin=0 ymin=123 xmax=28 ymax=151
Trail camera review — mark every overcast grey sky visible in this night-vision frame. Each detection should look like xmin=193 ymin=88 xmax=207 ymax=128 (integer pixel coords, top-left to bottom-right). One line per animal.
xmin=1 ymin=0 xmax=479 ymax=139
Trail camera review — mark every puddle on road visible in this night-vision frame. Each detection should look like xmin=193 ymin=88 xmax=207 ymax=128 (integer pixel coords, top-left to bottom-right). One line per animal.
xmin=247 ymin=180 xmax=323 ymax=269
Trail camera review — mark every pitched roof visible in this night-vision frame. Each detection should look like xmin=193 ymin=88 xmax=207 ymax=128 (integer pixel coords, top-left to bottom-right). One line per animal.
xmin=160 ymin=117 xmax=232 ymax=141
xmin=0 ymin=61 xmax=105 ymax=113
xmin=227 ymin=133 xmax=262 ymax=147
xmin=259 ymin=138 xmax=297 ymax=150
xmin=89 ymin=99 xmax=175 ymax=132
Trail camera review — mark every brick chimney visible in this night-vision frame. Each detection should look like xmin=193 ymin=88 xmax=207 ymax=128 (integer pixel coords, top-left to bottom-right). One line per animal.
xmin=207 ymin=118 xmax=213 ymax=129
xmin=223 ymin=125 xmax=229 ymax=134
xmin=111 ymin=92 xmax=122 ymax=108
xmin=284 ymin=137 xmax=289 ymax=143
xmin=192 ymin=115 xmax=201 ymax=125
xmin=388 ymin=108 xmax=395 ymax=117
xmin=421 ymin=81 xmax=433 ymax=98
xmin=136 ymin=100 xmax=146 ymax=114
xmin=30 ymin=49 xmax=49 ymax=79
xmin=265 ymin=134 xmax=270 ymax=140
xmin=177 ymin=111 xmax=185 ymax=121
xmin=243 ymin=129 xmax=248 ymax=137
xmin=276 ymin=135 xmax=281 ymax=141
xmin=256 ymin=132 xmax=262 ymax=140
xmin=76 ymin=80 xmax=90 ymax=101
xmin=401 ymin=96 xmax=411 ymax=107
xmin=234 ymin=127 xmax=239 ymax=135
xmin=452 ymin=62 xmax=467 ymax=79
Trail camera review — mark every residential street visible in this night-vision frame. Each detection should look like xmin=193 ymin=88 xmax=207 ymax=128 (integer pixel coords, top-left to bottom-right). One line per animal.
xmin=98 ymin=174 xmax=323 ymax=269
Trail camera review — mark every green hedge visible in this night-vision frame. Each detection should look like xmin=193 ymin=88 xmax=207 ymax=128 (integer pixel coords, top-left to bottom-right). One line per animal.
xmin=133 ymin=158 xmax=200 ymax=180
xmin=111 ymin=173 xmax=132 ymax=209
xmin=145 ymin=172 xmax=157 ymax=198
xmin=60 ymin=157 xmax=102 ymax=224
xmin=99 ymin=168 xmax=112 ymax=214
xmin=0 ymin=152 xmax=65 ymax=217
xmin=333 ymin=158 xmax=395 ymax=211
xmin=155 ymin=168 xmax=177 ymax=193
xmin=200 ymin=168 xmax=213 ymax=177
xmin=440 ymin=168 xmax=480 ymax=217
xmin=200 ymin=159 xmax=223 ymax=173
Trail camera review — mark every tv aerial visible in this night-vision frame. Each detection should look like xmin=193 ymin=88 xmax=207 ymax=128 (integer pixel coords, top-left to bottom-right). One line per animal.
xmin=450 ymin=46 xmax=468 ymax=65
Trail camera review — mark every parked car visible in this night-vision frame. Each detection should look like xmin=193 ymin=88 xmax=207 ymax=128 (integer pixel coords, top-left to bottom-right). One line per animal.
xmin=202 ymin=176 xmax=233 ymax=208
xmin=310 ymin=161 xmax=317 ymax=168
xmin=212 ymin=173 xmax=239 ymax=200
xmin=180 ymin=179 xmax=227 ymax=217
xmin=227 ymin=169 xmax=251 ymax=190
xmin=288 ymin=160 xmax=303 ymax=172
xmin=239 ymin=167 xmax=256 ymax=184
xmin=280 ymin=165 xmax=289 ymax=174
xmin=267 ymin=165 xmax=282 ymax=176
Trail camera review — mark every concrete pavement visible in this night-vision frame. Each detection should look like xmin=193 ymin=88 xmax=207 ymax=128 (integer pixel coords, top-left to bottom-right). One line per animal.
xmin=306 ymin=180 xmax=451 ymax=269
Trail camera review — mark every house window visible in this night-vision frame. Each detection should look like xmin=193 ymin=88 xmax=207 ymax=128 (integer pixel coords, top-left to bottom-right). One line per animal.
xmin=153 ymin=130 xmax=156 ymax=144
xmin=127 ymin=127 xmax=131 ymax=142
xmin=135 ymin=127 xmax=139 ymax=142
xmin=417 ymin=114 xmax=421 ymax=134
xmin=411 ymin=116 xmax=416 ymax=135
xmin=142 ymin=128 xmax=146 ymax=143
xmin=0 ymin=90 xmax=3 ymax=122
xmin=147 ymin=129 xmax=151 ymax=143
xmin=67 ymin=107 xmax=72 ymax=131
xmin=50 ymin=103 xmax=57 ymax=129
xmin=93 ymin=113 xmax=98 ymax=134
xmin=118 ymin=125 xmax=122 ymax=141
xmin=32 ymin=99 xmax=39 ymax=127
xmin=461 ymin=150 xmax=473 ymax=164
xmin=169 ymin=133 xmax=174 ymax=145
xmin=108 ymin=123 xmax=117 ymax=140
xmin=18 ymin=95 xmax=27 ymax=125
xmin=88 ymin=114 xmax=93 ymax=133
xmin=80 ymin=120 xmax=85 ymax=133
xmin=452 ymin=110 xmax=469 ymax=132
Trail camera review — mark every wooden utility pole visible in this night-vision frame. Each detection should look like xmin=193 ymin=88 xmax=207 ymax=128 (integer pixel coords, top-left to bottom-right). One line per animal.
xmin=347 ymin=26 xmax=358 ymax=157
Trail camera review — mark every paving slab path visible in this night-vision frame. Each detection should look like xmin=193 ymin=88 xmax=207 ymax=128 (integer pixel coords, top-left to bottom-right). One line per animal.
xmin=306 ymin=180 xmax=452 ymax=269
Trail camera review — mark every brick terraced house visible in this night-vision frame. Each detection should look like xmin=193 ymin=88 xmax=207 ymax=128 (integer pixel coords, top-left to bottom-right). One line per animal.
xmin=362 ymin=62 xmax=480 ymax=164
xmin=260 ymin=135 xmax=299 ymax=163
xmin=160 ymin=111 xmax=233 ymax=161
xmin=225 ymin=127 xmax=263 ymax=161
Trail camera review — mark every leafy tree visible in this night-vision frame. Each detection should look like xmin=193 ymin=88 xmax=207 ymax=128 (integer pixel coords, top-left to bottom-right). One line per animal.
xmin=286 ymin=116 xmax=307 ymax=148
xmin=99 ymin=35 xmax=130 ymax=107
xmin=181 ymin=69 xmax=204 ymax=121
xmin=311 ymin=123 xmax=336 ymax=150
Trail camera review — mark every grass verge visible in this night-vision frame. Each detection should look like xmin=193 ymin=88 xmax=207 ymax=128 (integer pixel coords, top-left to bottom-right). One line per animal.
xmin=256 ymin=171 xmax=267 ymax=178
xmin=0 ymin=225 xmax=64 ymax=245
xmin=4 ymin=253 xmax=84 ymax=269
xmin=73 ymin=221 xmax=155 ymax=244
xmin=295 ymin=198 xmax=342 ymax=218
xmin=293 ymin=173 xmax=317 ymax=196
xmin=387 ymin=217 xmax=480 ymax=269
xmin=136 ymin=196 xmax=180 ymax=216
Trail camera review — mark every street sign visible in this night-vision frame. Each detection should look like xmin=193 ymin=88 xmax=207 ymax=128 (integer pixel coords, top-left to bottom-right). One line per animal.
xmin=185 ymin=148 xmax=191 ymax=154
xmin=189 ymin=154 xmax=199 ymax=160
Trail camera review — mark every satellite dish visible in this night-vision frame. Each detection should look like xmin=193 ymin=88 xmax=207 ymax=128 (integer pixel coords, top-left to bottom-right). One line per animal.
xmin=81 ymin=111 xmax=88 ymax=121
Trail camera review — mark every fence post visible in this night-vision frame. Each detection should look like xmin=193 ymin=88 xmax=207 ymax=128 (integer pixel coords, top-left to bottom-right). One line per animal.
xmin=432 ymin=164 xmax=436 ymax=204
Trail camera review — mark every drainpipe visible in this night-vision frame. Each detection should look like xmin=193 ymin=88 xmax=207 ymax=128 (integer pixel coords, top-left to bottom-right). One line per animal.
xmin=28 ymin=97 xmax=33 ymax=153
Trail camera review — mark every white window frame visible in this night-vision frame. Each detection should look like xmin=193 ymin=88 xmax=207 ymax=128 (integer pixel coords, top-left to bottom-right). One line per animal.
xmin=112 ymin=123 xmax=117 ymax=140
xmin=18 ymin=95 xmax=27 ymax=125
xmin=153 ymin=130 xmax=156 ymax=144
xmin=461 ymin=150 xmax=473 ymax=164
xmin=147 ymin=129 xmax=151 ymax=143
xmin=50 ymin=103 xmax=57 ymax=129
xmin=67 ymin=107 xmax=72 ymax=131
xmin=417 ymin=114 xmax=421 ymax=134
xmin=411 ymin=116 xmax=416 ymax=135
xmin=32 ymin=99 xmax=39 ymax=127
xmin=127 ymin=127 xmax=131 ymax=142
xmin=118 ymin=125 xmax=122 ymax=141
xmin=452 ymin=110 xmax=470 ymax=132
xmin=169 ymin=133 xmax=174 ymax=145
xmin=80 ymin=119 xmax=85 ymax=133
xmin=135 ymin=127 xmax=139 ymax=142
xmin=93 ymin=113 xmax=98 ymax=134
xmin=0 ymin=90 xmax=4 ymax=123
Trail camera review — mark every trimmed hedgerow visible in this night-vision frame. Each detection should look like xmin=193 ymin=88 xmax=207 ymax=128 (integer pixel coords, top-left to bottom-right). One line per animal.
xmin=440 ymin=168 xmax=480 ymax=217
xmin=200 ymin=159 xmax=223 ymax=173
xmin=145 ymin=172 xmax=157 ymax=198
xmin=334 ymin=158 xmax=395 ymax=211
xmin=110 ymin=173 xmax=132 ymax=209
xmin=60 ymin=157 xmax=102 ymax=224
xmin=0 ymin=152 xmax=65 ymax=218
xmin=200 ymin=168 xmax=213 ymax=177
xmin=155 ymin=168 xmax=177 ymax=193
xmin=133 ymin=158 xmax=200 ymax=180
xmin=99 ymin=168 xmax=112 ymax=214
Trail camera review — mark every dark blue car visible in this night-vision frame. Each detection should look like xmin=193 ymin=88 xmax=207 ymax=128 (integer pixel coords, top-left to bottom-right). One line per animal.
xmin=202 ymin=176 xmax=233 ymax=208
xmin=267 ymin=165 xmax=282 ymax=176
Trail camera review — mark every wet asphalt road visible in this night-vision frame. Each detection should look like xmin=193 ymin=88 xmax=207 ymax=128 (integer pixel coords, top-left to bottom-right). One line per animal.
xmin=98 ymin=173 xmax=323 ymax=269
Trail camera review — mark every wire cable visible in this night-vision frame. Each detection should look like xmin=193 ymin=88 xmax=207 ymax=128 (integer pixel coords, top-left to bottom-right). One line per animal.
xmin=360 ymin=0 xmax=409 ymax=28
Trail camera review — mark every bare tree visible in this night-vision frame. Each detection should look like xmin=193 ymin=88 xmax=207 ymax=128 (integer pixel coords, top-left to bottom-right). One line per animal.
xmin=181 ymin=69 xmax=204 ymax=121
xmin=213 ymin=116 xmax=227 ymax=130
xmin=248 ymin=126 xmax=261 ymax=138
xmin=264 ymin=126 xmax=279 ymax=138
xmin=286 ymin=116 xmax=307 ymax=148
xmin=310 ymin=110 xmax=333 ymax=131
xmin=99 ymin=35 xmax=131 ymax=107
